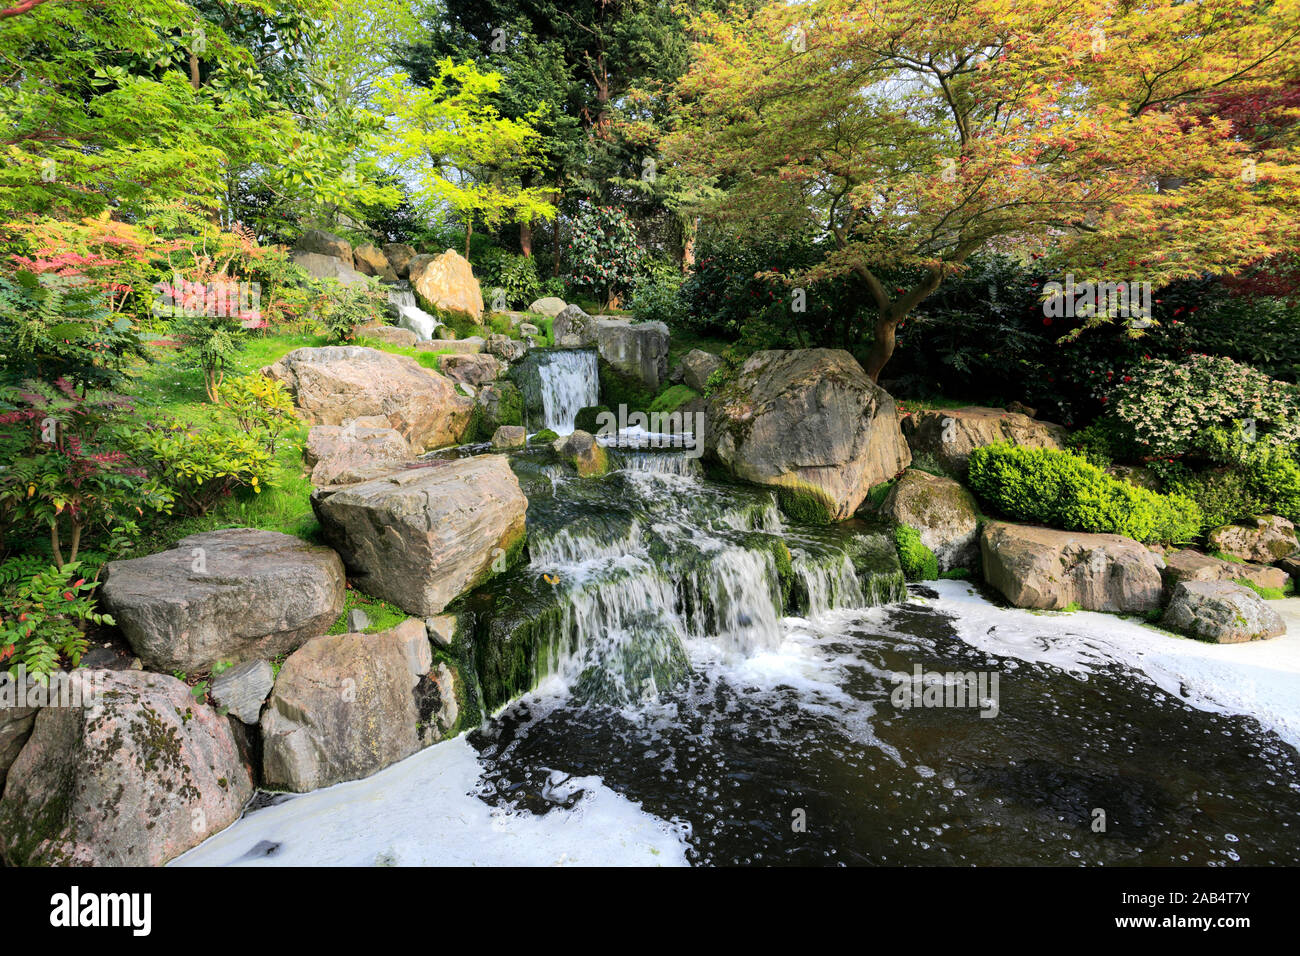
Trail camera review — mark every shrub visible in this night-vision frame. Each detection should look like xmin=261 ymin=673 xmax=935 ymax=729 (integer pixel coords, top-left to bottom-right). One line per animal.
xmin=0 ymin=558 xmax=108 ymax=676
xmin=894 ymin=525 xmax=939 ymax=581
xmin=1111 ymin=354 xmax=1300 ymax=462
xmin=565 ymin=204 xmax=646 ymax=309
xmin=967 ymin=443 xmax=1202 ymax=544
xmin=221 ymin=373 xmax=297 ymax=451
xmin=628 ymin=267 xmax=686 ymax=327
xmin=123 ymin=416 xmax=276 ymax=516
xmin=479 ymin=250 xmax=541 ymax=310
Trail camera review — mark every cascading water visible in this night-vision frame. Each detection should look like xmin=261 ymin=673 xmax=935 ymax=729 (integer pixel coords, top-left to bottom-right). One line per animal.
xmin=535 ymin=349 xmax=598 ymax=434
xmin=387 ymin=283 xmax=442 ymax=340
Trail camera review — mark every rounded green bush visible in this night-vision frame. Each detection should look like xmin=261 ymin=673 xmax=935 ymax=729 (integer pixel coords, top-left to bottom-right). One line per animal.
xmin=894 ymin=525 xmax=939 ymax=581
xmin=967 ymin=442 xmax=1202 ymax=545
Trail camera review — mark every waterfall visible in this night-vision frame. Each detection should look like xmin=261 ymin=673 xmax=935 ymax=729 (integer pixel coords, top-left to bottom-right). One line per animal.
xmin=470 ymin=465 xmax=904 ymax=710
xmin=387 ymin=284 xmax=442 ymax=341
xmin=536 ymin=350 xmax=598 ymax=434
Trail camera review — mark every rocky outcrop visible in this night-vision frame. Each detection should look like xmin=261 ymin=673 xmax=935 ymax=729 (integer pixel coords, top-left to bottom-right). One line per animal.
xmin=880 ymin=469 xmax=980 ymax=571
xmin=1206 ymin=516 xmax=1298 ymax=564
xmin=418 ymin=337 xmax=485 ymax=354
xmin=438 ymin=352 xmax=503 ymax=388
xmin=1162 ymin=549 xmax=1290 ymax=594
xmin=554 ymin=429 xmax=609 ymax=477
xmin=0 ymin=670 xmax=254 ymax=866
xmin=263 ymin=346 xmax=473 ymax=452
xmin=980 ymin=521 xmax=1165 ymax=613
xmin=475 ymin=383 xmax=524 ymax=437
xmin=0 ymin=680 xmax=38 ymax=792
xmin=679 ymin=349 xmax=722 ymax=392
xmin=294 ymin=229 xmax=353 ymax=264
xmin=487 ymin=332 xmax=527 ymax=364
xmin=705 ymin=349 xmax=911 ymax=520
xmin=101 ymin=529 xmax=345 ymax=673
xmin=260 ymin=619 xmax=461 ymax=792
xmin=491 ymin=425 xmax=526 ymax=448
xmin=553 ymin=306 xmax=669 ymax=389
xmin=382 ymin=242 xmax=416 ymax=278
xmin=902 ymin=406 xmax=1068 ymax=477
xmin=529 ymin=296 xmax=566 ymax=316
xmin=353 ymin=242 xmax=397 ymax=280
xmin=1161 ymin=580 xmax=1286 ymax=644
xmin=289 ymin=251 xmax=369 ymax=287
xmin=411 ymin=249 xmax=484 ymax=321
xmin=312 ymin=456 xmax=528 ymax=616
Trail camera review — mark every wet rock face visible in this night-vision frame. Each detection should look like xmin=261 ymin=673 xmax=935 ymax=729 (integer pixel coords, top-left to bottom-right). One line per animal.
xmin=411 ymin=249 xmax=484 ymax=321
xmin=101 ymin=529 xmax=346 ymax=674
xmin=260 ymin=619 xmax=460 ymax=792
xmin=902 ymin=406 xmax=1068 ymax=477
xmin=552 ymin=306 xmax=670 ymax=390
xmin=980 ymin=520 xmax=1165 ymax=613
xmin=1162 ymin=580 xmax=1285 ymax=643
xmin=880 ymin=469 xmax=980 ymax=571
xmin=1207 ymin=516 xmax=1298 ymax=564
xmin=0 ymin=670 xmax=254 ymax=866
xmin=262 ymin=345 xmax=473 ymax=452
xmin=312 ymin=455 xmax=528 ymax=616
xmin=554 ymin=429 xmax=609 ymax=477
xmin=705 ymin=349 xmax=911 ymax=521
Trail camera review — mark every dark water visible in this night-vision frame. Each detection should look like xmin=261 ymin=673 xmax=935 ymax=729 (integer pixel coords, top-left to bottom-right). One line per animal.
xmin=470 ymin=590 xmax=1300 ymax=866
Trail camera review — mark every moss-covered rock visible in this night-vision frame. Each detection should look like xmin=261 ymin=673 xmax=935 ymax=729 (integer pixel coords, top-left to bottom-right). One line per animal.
xmin=879 ymin=469 xmax=980 ymax=571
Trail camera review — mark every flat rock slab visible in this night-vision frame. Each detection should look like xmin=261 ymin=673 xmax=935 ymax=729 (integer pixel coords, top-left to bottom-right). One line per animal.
xmin=312 ymin=455 xmax=527 ymax=616
xmin=981 ymin=520 xmax=1165 ymax=613
xmin=263 ymin=345 xmax=472 ymax=452
xmin=1162 ymin=580 xmax=1285 ymax=643
xmin=260 ymin=619 xmax=459 ymax=792
xmin=101 ymin=528 xmax=345 ymax=673
xmin=1162 ymin=549 xmax=1289 ymax=593
xmin=209 ymin=659 xmax=275 ymax=724
xmin=0 ymin=670 xmax=253 ymax=866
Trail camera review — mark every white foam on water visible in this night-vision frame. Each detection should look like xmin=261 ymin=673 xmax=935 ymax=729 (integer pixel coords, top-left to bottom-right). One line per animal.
xmin=926 ymin=581 xmax=1300 ymax=751
xmin=172 ymin=735 xmax=689 ymax=867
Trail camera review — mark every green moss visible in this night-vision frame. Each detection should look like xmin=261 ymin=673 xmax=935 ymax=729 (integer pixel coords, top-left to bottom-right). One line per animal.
xmin=649 ymin=384 xmax=700 ymax=415
xmin=776 ymin=484 xmax=837 ymax=525
xmin=894 ymin=525 xmax=939 ymax=581
xmin=532 ymin=428 xmax=560 ymax=443
xmin=1232 ymin=576 xmax=1291 ymax=600
xmin=328 ymin=590 xmax=409 ymax=634
xmin=574 ymin=404 xmax=611 ymax=434
xmin=865 ymin=479 xmax=897 ymax=512
xmin=598 ymin=361 xmax=656 ymax=416
xmin=1211 ymin=550 xmax=1246 ymax=564
xmin=939 ymin=567 xmax=971 ymax=580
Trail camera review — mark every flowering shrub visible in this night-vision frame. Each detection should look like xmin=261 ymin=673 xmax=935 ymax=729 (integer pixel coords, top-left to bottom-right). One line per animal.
xmin=1107 ymin=355 xmax=1300 ymax=462
xmin=968 ymin=443 xmax=1203 ymax=544
xmin=565 ymin=205 xmax=646 ymax=308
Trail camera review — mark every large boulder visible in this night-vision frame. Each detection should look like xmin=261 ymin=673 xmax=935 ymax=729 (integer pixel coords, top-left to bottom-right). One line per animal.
xmin=554 ymin=429 xmax=609 ymax=477
xmin=1206 ymin=516 xmax=1298 ymax=564
xmin=529 ymin=296 xmax=566 ymax=317
xmin=0 ymin=678 xmax=38 ymax=792
xmin=294 ymin=228 xmax=353 ymax=264
xmin=382 ymin=242 xmax=416 ymax=278
xmin=980 ymin=520 xmax=1165 ymax=613
xmin=312 ymin=456 xmax=528 ymax=616
xmin=305 ymin=422 xmax=410 ymax=487
xmin=1161 ymin=580 xmax=1286 ymax=644
xmin=438 ymin=352 xmax=503 ymax=388
xmin=475 ymin=382 xmax=524 ymax=437
xmin=552 ymin=306 xmax=669 ymax=390
xmin=353 ymin=242 xmax=397 ymax=280
xmin=0 ymin=670 xmax=254 ymax=866
xmin=705 ymin=349 xmax=911 ymax=520
xmin=263 ymin=345 xmax=473 ymax=452
xmin=1162 ymin=549 xmax=1290 ymax=594
xmin=680 ymin=349 xmax=723 ymax=392
xmin=880 ymin=469 xmax=980 ymax=571
xmin=902 ymin=406 xmax=1068 ymax=477
xmin=487 ymin=332 xmax=527 ymax=364
xmin=411 ymin=249 xmax=484 ymax=321
xmin=491 ymin=425 xmax=526 ymax=448
xmin=260 ymin=619 xmax=461 ymax=792
xmin=101 ymin=529 xmax=345 ymax=673
xmin=289 ymin=251 xmax=369 ymax=287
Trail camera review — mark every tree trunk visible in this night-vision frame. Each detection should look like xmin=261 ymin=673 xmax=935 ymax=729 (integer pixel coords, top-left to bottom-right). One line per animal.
xmin=863 ymin=311 xmax=898 ymax=384
xmin=682 ymin=217 xmax=698 ymax=273
xmin=520 ymin=219 xmax=533 ymax=258
xmin=464 ymin=217 xmax=473 ymax=260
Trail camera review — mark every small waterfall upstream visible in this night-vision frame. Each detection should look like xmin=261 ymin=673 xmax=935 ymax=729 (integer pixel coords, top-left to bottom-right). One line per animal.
xmin=387 ymin=283 xmax=442 ymax=340
xmin=535 ymin=349 xmax=598 ymax=434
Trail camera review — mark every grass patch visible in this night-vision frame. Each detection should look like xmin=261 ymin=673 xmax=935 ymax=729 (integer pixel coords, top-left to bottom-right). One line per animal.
xmin=649 ymin=384 xmax=700 ymax=414
xmin=328 ymin=588 xmax=410 ymax=634
xmin=1211 ymin=550 xmax=1246 ymax=564
xmin=1232 ymin=577 xmax=1292 ymax=600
